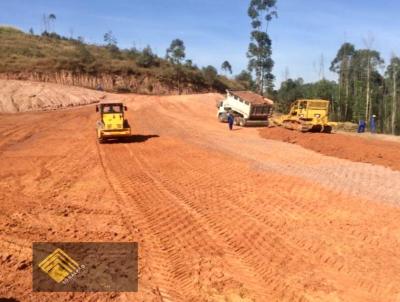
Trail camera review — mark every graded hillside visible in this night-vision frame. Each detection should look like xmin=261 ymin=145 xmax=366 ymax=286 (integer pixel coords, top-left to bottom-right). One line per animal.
xmin=0 ymin=26 xmax=244 ymax=94
xmin=0 ymin=79 xmax=106 ymax=113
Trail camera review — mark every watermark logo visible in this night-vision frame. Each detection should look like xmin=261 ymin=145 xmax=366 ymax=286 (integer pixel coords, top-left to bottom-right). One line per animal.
xmin=38 ymin=248 xmax=85 ymax=284
xmin=33 ymin=242 xmax=138 ymax=292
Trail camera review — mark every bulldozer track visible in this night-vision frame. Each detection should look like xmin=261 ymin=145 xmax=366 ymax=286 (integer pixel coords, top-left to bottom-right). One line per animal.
xmin=127 ymin=143 xmax=270 ymax=299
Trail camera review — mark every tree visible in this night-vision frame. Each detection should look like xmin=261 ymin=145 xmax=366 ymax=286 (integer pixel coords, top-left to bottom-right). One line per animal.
xmin=235 ymin=70 xmax=255 ymax=90
xmin=247 ymin=0 xmax=278 ymax=96
xmin=386 ymin=56 xmax=400 ymax=134
xmin=202 ymin=65 xmax=218 ymax=88
xmin=330 ymin=43 xmax=356 ymax=120
xmin=330 ymin=42 xmax=385 ymax=124
xmin=221 ymin=61 xmax=232 ymax=75
xmin=103 ymin=30 xmax=117 ymax=46
xmin=166 ymin=39 xmax=186 ymax=64
xmin=48 ymin=14 xmax=56 ymax=32
xmin=103 ymin=31 xmax=119 ymax=57
xmin=303 ymin=79 xmax=338 ymax=102
xmin=137 ymin=46 xmax=157 ymax=67
xmin=277 ymin=78 xmax=304 ymax=112
xmin=355 ymin=49 xmax=384 ymax=121
xmin=76 ymin=43 xmax=95 ymax=65
xmin=276 ymin=78 xmax=338 ymax=119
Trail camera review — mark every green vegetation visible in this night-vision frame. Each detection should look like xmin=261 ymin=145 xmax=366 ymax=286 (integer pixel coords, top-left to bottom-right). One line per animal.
xmin=276 ymin=78 xmax=338 ymax=114
xmin=166 ymin=39 xmax=186 ymax=64
xmin=0 ymin=26 xmax=243 ymax=93
xmin=275 ymin=41 xmax=400 ymax=135
xmin=221 ymin=61 xmax=233 ymax=75
xmin=247 ymin=0 xmax=277 ymax=96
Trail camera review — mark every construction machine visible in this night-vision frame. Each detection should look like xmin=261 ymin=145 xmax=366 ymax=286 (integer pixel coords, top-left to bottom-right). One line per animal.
xmin=217 ymin=90 xmax=274 ymax=127
xmin=96 ymin=102 xmax=131 ymax=143
xmin=273 ymin=99 xmax=336 ymax=133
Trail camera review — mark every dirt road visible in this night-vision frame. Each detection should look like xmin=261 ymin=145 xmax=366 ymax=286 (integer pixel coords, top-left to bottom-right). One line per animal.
xmin=1 ymin=92 xmax=400 ymax=302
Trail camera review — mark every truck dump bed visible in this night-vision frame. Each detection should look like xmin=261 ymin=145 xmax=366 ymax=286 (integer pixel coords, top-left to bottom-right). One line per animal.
xmin=229 ymin=91 xmax=274 ymax=106
xmin=217 ymin=90 xmax=274 ymax=126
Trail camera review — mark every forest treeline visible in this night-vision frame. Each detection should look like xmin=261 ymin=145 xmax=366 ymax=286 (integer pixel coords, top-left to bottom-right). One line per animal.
xmin=273 ymin=43 xmax=400 ymax=135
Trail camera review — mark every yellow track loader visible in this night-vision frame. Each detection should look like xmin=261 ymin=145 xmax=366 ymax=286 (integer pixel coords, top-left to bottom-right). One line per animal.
xmin=96 ymin=102 xmax=131 ymax=143
xmin=273 ymin=99 xmax=336 ymax=133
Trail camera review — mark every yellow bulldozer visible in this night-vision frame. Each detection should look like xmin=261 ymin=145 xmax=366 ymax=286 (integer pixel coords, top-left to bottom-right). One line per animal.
xmin=273 ymin=99 xmax=337 ymax=133
xmin=96 ymin=101 xmax=131 ymax=143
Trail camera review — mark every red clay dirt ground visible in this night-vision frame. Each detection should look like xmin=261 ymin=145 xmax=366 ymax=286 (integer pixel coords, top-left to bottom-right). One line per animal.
xmin=2 ymin=82 xmax=400 ymax=301
xmin=259 ymin=127 xmax=400 ymax=172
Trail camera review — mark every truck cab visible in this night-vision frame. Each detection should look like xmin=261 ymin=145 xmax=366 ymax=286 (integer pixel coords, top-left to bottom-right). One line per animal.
xmin=96 ymin=102 xmax=131 ymax=143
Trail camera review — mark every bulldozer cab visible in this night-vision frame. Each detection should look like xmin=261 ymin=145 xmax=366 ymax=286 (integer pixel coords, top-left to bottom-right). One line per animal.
xmin=290 ymin=100 xmax=330 ymax=121
xmin=96 ymin=102 xmax=128 ymax=131
xmin=97 ymin=103 xmax=127 ymax=114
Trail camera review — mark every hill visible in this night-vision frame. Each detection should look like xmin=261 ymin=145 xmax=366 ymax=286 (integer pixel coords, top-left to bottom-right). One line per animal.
xmin=0 ymin=26 xmax=244 ymax=94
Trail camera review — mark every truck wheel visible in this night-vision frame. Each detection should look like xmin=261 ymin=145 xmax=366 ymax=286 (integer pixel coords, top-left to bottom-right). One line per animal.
xmin=239 ymin=118 xmax=246 ymax=127
xmin=234 ymin=117 xmax=240 ymax=126
xmin=218 ymin=113 xmax=227 ymax=123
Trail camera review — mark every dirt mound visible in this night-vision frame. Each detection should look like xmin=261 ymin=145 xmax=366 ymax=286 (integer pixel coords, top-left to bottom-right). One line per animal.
xmin=259 ymin=127 xmax=400 ymax=171
xmin=0 ymin=79 xmax=106 ymax=113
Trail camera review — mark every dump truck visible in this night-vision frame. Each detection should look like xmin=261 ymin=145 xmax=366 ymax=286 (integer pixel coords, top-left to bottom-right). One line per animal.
xmin=273 ymin=99 xmax=336 ymax=133
xmin=96 ymin=101 xmax=131 ymax=143
xmin=217 ymin=90 xmax=274 ymax=127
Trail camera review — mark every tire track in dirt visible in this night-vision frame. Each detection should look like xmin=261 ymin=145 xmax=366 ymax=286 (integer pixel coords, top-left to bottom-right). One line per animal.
xmin=127 ymin=143 xmax=270 ymax=300
xmin=130 ymin=101 xmax=285 ymax=299
xmin=132 ymin=104 xmax=334 ymax=300
xmin=97 ymin=142 xmax=186 ymax=301
xmin=128 ymin=95 xmax=400 ymax=301
xmin=148 ymin=97 xmax=400 ymax=207
xmin=128 ymin=138 xmax=321 ymax=301
xmin=100 ymin=141 xmax=262 ymax=301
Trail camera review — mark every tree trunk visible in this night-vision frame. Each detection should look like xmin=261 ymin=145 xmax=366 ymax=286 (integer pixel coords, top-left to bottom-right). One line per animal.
xmin=366 ymin=57 xmax=371 ymax=121
xmin=337 ymin=76 xmax=342 ymax=120
xmin=345 ymin=59 xmax=350 ymax=121
xmin=260 ymin=64 xmax=264 ymax=96
xmin=392 ymin=69 xmax=397 ymax=135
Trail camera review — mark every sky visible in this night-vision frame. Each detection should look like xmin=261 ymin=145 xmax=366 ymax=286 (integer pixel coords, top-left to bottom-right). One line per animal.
xmin=1 ymin=0 xmax=400 ymax=87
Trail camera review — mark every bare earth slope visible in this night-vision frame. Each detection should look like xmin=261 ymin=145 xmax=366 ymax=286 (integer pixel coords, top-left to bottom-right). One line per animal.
xmin=1 ymin=86 xmax=400 ymax=301
xmin=0 ymin=79 xmax=106 ymax=112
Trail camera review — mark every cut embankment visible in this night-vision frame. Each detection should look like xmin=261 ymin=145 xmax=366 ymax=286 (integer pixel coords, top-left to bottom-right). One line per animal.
xmin=259 ymin=127 xmax=400 ymax=171
xmin=0 ymin=79 xmax=106 ymax=113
